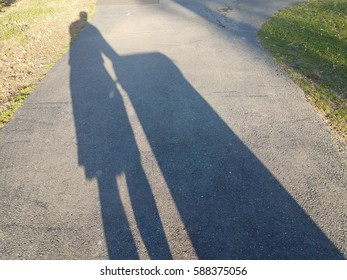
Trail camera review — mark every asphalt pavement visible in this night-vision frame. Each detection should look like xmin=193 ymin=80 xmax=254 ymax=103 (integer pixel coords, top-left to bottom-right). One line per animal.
xmin=0 ymin=0 xmax=346 ymax=259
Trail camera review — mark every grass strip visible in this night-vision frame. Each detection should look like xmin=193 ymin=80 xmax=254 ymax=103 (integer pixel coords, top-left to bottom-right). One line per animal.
xmin=259 ymin=0 xmax=347 ymax=141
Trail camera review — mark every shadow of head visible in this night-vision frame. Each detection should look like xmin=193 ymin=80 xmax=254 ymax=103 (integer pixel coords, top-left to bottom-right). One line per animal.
xmin=79 ymin=11 xmax=88 ymax=21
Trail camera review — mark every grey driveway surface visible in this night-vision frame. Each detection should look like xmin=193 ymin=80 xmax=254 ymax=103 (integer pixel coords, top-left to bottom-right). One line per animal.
xmin=0 ymin=0 xmax=346 ymax=259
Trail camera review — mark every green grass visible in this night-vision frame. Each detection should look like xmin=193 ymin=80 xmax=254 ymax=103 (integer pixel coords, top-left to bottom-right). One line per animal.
xmin=259 ymin=0 xmax=347 ymax=141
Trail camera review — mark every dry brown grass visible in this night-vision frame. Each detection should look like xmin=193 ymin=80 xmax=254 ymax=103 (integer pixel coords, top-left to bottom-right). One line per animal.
xmin=0 ymin=0 xmax=95 ymax=120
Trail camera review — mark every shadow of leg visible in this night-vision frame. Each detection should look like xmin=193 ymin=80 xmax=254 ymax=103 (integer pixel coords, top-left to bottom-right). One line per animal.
xmin=97 ymin=174 xmax=139 ymax=259
xmin=125 ymin=163 xmax=173 ymax=259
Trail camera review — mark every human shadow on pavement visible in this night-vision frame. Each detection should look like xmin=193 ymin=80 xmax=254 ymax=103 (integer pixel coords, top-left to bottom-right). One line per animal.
xmin=69 ymin=12 xmax=172 ymax=259
xmin=69 ymin=13 xmax=344 ymax=259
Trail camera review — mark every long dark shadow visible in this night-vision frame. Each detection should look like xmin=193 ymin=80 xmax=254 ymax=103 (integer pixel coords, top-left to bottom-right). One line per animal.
xmin=69 ymin=12 xmax=172 ymax=260
xmin=70 ymin=13 xmax=344 ymax=259
xmin=114 ymin=52 xmax=344 ymax=259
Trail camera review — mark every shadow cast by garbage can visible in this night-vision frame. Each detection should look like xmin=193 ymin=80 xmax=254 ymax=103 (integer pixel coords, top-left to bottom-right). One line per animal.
xmin=69 ymin=13 xmax=344 ymax=259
